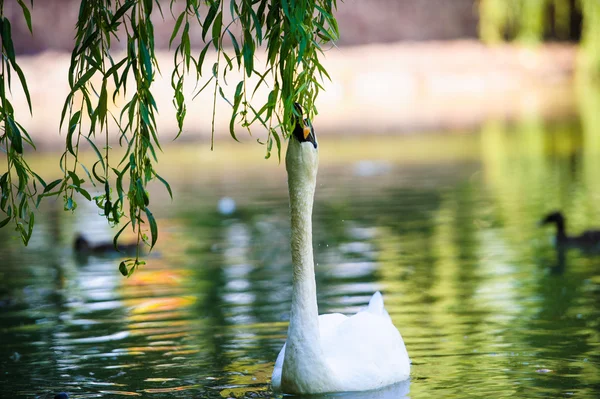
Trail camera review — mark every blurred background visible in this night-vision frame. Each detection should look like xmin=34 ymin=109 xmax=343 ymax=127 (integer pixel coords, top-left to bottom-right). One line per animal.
xmin=3 ymin=0 xmax=598 ymax=143
xmin=1 ymin=1 xmax=600 ymax=398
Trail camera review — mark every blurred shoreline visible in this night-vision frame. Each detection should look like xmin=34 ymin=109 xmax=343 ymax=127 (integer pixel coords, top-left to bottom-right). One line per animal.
xmin=12 ymin=40 xmax=577 ymax=151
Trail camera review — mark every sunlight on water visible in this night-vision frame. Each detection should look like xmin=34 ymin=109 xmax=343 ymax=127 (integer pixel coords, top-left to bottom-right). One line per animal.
xmin=1 ymin=115 xmax=600 ymax=398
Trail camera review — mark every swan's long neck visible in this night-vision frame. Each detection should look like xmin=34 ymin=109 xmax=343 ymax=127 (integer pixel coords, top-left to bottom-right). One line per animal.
xmin=282 ymin=140 xmax=330 ymax=391
xmin=287 ymin=149 xmax=319 ymax=346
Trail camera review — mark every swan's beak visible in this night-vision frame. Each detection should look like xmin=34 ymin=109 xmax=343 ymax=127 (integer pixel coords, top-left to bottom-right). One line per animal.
xmin=303 ymin=126 xmax=311 ymax=139
xmin=301 ymin=121 xmax=317 ymax=149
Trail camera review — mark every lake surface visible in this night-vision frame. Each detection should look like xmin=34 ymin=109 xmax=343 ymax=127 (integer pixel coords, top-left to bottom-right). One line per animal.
xmin=1 ymin=118 xmax=600 ymax=398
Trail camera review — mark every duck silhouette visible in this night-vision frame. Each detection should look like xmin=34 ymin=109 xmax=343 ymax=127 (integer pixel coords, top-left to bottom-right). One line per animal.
xmin=74 ymin=234 xmax=139 ymax=256
xmin=540 ymin=211 xmax=600 ymax=250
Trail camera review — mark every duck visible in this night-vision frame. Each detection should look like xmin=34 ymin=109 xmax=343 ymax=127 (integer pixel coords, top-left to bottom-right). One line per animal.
xmin=540 ymin=211 xmax=600 ymax=250
xmin=271 ymin=105 xmax=410 ymax=394
xmin=73 ymin=234 xmax=139 ymax=256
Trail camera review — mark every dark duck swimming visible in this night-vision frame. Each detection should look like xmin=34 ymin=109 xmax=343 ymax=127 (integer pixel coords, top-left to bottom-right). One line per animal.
xmin=74 ymin=234 xmax=139 ymax=256
xmin=540 ymin=211 xmax=600 ymax=250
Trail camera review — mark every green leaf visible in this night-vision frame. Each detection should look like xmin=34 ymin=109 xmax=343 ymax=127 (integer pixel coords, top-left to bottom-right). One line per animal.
xmin=1 ymin=17 xmax=16 ymax=64
xmin=76 ymin=187 xmax=92 ymax=201
xmin=250 ymin=9 xmax=262 ymax=43
xmin=119 ymin=260 xmax=129 ymax=276
xmin=26 ymin=212 xmax=35 ymax=245
xmin=43 ymin=179 xmax=63 ymax=194
xmin=68 ymin=171 xmax=82 ymax=187
xmin=97 ymin=79 xmax=108 ymax=127
xmin=111 ymin=0 xmax=136 ymax=26
xmin=105 ymin=57 xmax=127 ymax=85
xmin=227 ymin=30 xmax=241 ymax=67
xmin=113 ymin=221 xmax=132 ymax=252
xmin=315 ymin=20 xmax=337 ymax=43
xmin=242 ymin=38 xmax=254 ymax=77
xmin=66 ymin=111 xmax=81 ymax=156
xmin=219 ymin=86 xmax=233 ymax=107
xmin=59 ymin=92 xmax=73 ymax=131
xmin=144 ymin=207 xmax=158 ymax=249
xmin=170 ymin=11 xmax=186 ymax=47
xmin=71 ymin=67 xmax=97 ymax=94
xmin=84 ymin=135 xmax=106 ymax=170
xmin=140 ymin=43 xmax=153 ymax=82
xmin=92 ymin=161 xmax=106 ymax=184
xmin=281 ymin=0 xmax=290 ymax=19
xmin=11 ymin=62 xmax=32 ymax=114
xmin=211 ymin=11 xmax=223 ymax=49
xmin=16 ymin=0 xmax=33 ymax=33
xmin=272 ymin=129 xmax=282 ymax=163
xmin=135 ymin=179 xmax=149 ymax=207
xmin=80 ymin=163 xmax=96 ymax=188
xmin=0 ymin=217 xmax=10 ymax=228
xmin=153 ymin=171 xmax=173 ymax=200
xmin=30 ymin=170 xmax=47 ymax=189
xmin=197 ymin=42 xmax=211 ymax=75
xmin=229 ymin=80 xmax=244 ymax=140
xmin=7 ymin=117 xmax=23 ymax=154
xmin=16 ymin=120 xmax=35 ymax=149
xmin=202 ymin=2 xmax=219 ymax=41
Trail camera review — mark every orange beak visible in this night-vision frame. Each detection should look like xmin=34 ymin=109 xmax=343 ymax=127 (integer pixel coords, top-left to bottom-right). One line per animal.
xmin=303 ymin=126 xmax=311 ymax=139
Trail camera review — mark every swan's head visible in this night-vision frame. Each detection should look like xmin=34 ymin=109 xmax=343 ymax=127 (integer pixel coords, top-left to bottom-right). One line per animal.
xmin=286 ymin=104 xmax=318 ymax=180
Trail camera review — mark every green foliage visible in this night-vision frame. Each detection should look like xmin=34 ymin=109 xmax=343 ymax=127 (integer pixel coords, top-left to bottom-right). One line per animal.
xmin=0 ymin=0 xmax=40 ymax=245
xmin=169 ymin=0 xmax=339 ymax=159
xmin=0 ymin=0 xmax=340 ymax=276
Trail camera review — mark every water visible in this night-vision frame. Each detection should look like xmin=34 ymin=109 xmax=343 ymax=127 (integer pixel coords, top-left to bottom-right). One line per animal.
xmin=1 ymin=120 xmax=600 ymax=398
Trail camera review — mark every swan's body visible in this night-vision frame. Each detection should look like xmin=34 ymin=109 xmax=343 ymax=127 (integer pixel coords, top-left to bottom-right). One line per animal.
xmin=272 ymin=109 xmax=410 ymax=394
xmin=272 ymin=291 xmax=410 ymax=393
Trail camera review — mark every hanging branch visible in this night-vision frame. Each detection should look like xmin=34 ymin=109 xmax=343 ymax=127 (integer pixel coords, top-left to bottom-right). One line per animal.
xmin=0 ymin=0 xmax=340 ymax=276
xmin=0 ymin=0 xmax=41 ymax=245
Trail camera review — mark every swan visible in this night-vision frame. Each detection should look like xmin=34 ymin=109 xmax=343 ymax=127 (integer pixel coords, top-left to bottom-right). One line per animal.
xmin=271 ymin=106 xmax=410 ymax=394
xmin=540 ymin=211 xmax=600 ymax=250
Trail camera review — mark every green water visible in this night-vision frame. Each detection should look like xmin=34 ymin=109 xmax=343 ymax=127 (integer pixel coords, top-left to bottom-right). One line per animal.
xmin=1 ymin=119 xmax=600 ymax=398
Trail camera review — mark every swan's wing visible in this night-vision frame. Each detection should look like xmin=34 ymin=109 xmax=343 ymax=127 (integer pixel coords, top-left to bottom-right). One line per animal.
xmin=321 ymin=297 xmax=410 ymax=390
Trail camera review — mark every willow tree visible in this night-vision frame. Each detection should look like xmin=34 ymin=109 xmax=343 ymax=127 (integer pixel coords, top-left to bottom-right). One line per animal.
xmin=0 ymin=0 xmax=339 ymax=275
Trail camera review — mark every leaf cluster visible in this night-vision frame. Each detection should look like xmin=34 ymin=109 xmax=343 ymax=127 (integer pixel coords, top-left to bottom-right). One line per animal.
xmin=0 ymin=0 xmax=340 ymax=275
xmin=0 ymin=0 xmax=40 ymax=245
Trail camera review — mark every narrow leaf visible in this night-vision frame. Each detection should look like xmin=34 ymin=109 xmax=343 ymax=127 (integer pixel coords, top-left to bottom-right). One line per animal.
xmin=17 ymin=0 xmax=33 ymax=33
xmin=211 ymin=11 xmax=223 ymax=49
xmin=144 ymin=207 xmax=158 ymax=249
xmin=113 ymin=221 xmax=132 ymax=252
xmin=170 ymin=12 xmax=186 ymax=47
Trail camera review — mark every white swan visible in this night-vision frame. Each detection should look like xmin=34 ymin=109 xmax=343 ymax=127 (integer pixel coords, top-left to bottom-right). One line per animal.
xmin=271 ymin=108 xmax=410 ymax=394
